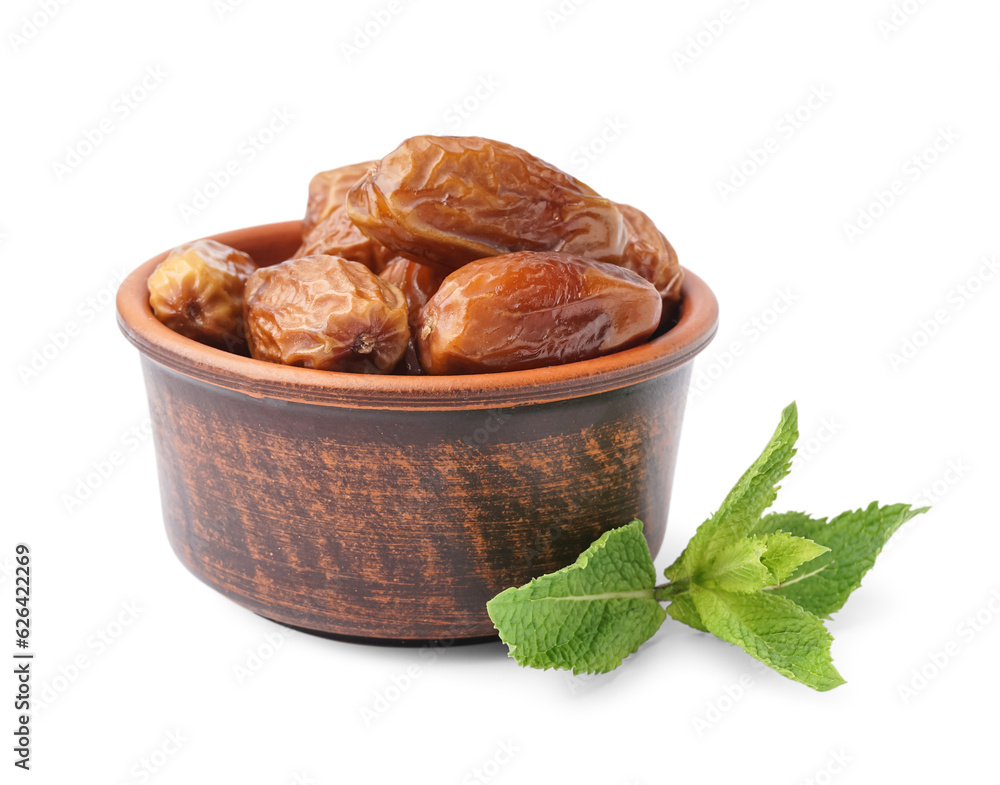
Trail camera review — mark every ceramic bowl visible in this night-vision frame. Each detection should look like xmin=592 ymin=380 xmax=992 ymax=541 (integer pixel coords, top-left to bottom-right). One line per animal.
xmin=117 ymin=221 xmax=718 ymax=643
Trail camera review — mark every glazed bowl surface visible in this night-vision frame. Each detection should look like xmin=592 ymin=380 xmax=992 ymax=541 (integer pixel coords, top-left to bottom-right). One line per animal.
xmin=117 ymin=220 xmax=718 ymax=642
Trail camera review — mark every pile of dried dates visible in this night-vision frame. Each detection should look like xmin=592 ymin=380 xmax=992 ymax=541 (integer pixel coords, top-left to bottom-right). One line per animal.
xmin=147 ymin=135 xmax=683 ymax=375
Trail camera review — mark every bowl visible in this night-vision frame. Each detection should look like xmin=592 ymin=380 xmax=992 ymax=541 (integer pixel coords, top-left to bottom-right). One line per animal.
xmin=117 ymin=220 xmax=718 ymax=643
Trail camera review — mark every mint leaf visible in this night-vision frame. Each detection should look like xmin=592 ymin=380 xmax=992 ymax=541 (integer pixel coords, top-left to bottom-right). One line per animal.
xmin=664 ymin=592 xmax=708 ymax=633
xmin=486 ymin=402 xmax=924 ymax=694
xmin=692 ymin=533 xmax=828 ymax=593
xmin=758 ymin=503 xmax=928 ymax=618
xmin=666 ymin=402 xmax=798 ymax=582
xmin=758 ymin=532 xmax=829 ymax=584
xmin=694 ymin=537 xmax=772 ymax=592
xmin=487 ymin=520 xmax=666 ymax=674
xmin=691 ymin=585 xmax=846 ymax=692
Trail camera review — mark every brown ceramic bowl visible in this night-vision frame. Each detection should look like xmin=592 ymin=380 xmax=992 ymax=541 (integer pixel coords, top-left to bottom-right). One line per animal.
xmin=117 ymin=221 xmax=718 ymax=644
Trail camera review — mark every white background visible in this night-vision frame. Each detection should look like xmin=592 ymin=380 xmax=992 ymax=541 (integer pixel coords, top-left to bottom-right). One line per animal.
xmin=4 ymin=0 xmax=999 ymax=782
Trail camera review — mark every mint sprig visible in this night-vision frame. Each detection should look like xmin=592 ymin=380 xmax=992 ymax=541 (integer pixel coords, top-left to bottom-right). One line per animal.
xmin=487 ymin=521 xmax=665 ymax=675
xmin=486 ymin=403 xmax=928 ymax=691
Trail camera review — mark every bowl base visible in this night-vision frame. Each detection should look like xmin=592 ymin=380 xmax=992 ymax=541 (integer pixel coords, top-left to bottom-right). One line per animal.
xmin=256 ymin=613 xmax=501 ymax=648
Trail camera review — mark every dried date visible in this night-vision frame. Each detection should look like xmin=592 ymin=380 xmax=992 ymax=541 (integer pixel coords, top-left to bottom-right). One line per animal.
xmin=346 ymin=135 xmax=627 ymax=271
xmin=416 ymin=251 xmax=662 ymax=374
xmin=147 ymin=239 xmax=257 ymax=353
xmin=379 ymin=258 xmax=446 ymax=328
xmin=379 ymin=258 xmax=447 ymax=375
xmin=616 ymin=202 xmax=683 ymax=313
xmin=302 ymin=160 xmax=375 ymax=237
xmin=244 ymin=255 xmax=409 ymax=373
xmin=295 ymin=205 xmax=396 ymax=272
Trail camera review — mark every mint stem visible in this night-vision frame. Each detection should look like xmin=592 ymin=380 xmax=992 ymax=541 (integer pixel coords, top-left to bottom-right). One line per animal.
xmin=652 ymin=578 xmax=690 ymax=602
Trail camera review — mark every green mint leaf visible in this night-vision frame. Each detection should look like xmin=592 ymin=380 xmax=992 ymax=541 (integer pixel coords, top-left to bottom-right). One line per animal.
xmin=691 ymin=585 xmax=846 ymax=691
xmin=694 ymin=537 xmax=772 ymax=592
xmin=758 ymin=503 xmax=929 ymax=618
xmin=669 ymin=529 xmax=828 ymax=633
xmin=757 ymin=532 xmax=830 ymax=584
xmin=485 ymin=403 xmax=921 ymax=692
xmin=666 ymin=402 xmax=799 ymax=582
xmin=664 ymin=592 xmax=709 ymax=632
xmin=691 ymin=533 xmax=828 ymax=593
xmin=486 ymin=520 xmax=666 ymax=674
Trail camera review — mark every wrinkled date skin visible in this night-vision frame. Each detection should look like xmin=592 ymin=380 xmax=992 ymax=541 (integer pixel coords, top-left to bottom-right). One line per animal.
xmin=416 ymin=251 xmax=662 ymax=375
xmin=616 ymin=202 xmax=684 ymax=314
xmin=147 ymin=239 xmax=257 ymax=353
xmin=379 ymin=258 xmax=447 ymax=375
xmin=379 ymin=258 xmax=447 ymax=327
xmin=244 ymin=255 xmax=409 ymax=373
xmin=346 ymin=135 xmax=628 ymax=271
xmin=302 ymin=160 xmax=375 ymax=237
xmin=296 ymin=205 xmax=396 ymax=272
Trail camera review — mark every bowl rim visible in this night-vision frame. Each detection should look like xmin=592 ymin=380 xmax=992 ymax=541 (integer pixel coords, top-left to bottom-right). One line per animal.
xmin=117 ymin=220 xmax=719 ymax=411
